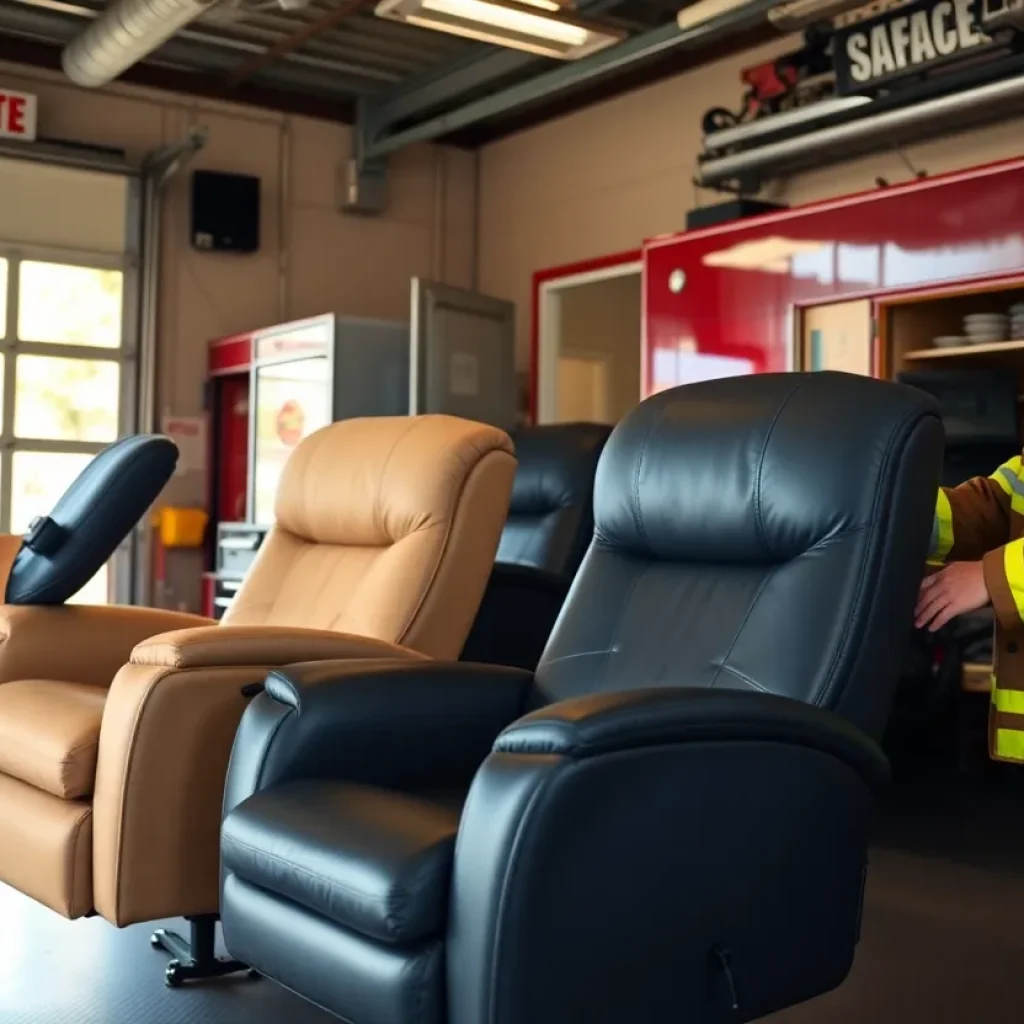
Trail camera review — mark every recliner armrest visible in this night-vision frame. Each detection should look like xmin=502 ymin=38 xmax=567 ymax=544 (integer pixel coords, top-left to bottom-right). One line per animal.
xmin=224 ymin=659 xmax=534 ymax=814
xmin=447 ymin=688 xmax=889 ymax=1024
xmin=131 ymin=625 xmax=427 ymax=669
xmin=0 ymin=604 xmax=213 ymax=687
xmin=497 ymin=688 xmax=890 ymax=791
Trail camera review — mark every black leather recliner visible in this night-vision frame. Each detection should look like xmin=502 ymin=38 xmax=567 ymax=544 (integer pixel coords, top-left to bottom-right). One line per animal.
xmin=219 ymin=372 xmax=943 ymax=1024
xmin=461 ymin=422 xmax=611 ymax=670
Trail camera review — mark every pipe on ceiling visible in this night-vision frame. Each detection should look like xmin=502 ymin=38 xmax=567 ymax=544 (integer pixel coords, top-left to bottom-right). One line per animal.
xmin=697 ymin=72 xmax=1024 ymax=187
xmin=62 ymin=0 xmax=218 ymax=88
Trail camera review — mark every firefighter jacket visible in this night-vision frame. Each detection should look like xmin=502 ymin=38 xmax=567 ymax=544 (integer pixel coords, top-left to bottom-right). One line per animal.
xmin=929 ymin=454 xmax=1024 ymax=762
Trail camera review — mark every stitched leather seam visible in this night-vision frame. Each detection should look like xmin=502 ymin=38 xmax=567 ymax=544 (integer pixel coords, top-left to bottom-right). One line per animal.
xmin=594 ymin=568 xmax=643 ymax=693
xmin=753 ymin=375 xmax=806 ymax=559
xmin=485 ymin=768 xmax=552 ymax=1023
xmin=710 ymin=663 xmax=770 ymax=693
xmin=395 ymin=449 xmax=513 ymax=650
xmin=109 ymin=667 xmax=174 ymax=918
xmin=374 ymin=419 xmax=422 ymax=544
xmin=812 ymin=403 xmax=923 ymax=711
xmin=67 ymin=804 xmax=91 ymax=918
xmin=629 ymin=405 xmax=663 ymax=552
xmin=250 ymin=699 xmax=296 ymax=798
xmin=707 ymin=567 xmax=779 ymax=690
xmin=709 ymin=523 xmax=869 ymax=692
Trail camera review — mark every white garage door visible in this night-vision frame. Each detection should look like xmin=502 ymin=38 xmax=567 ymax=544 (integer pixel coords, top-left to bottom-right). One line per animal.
xmin=0 ymin=156 xmax=135 ymax=604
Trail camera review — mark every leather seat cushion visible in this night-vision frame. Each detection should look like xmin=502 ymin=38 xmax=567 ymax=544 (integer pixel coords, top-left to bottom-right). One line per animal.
xmin=0 ymin=680 xmax=106 ymax=799
xmin=0 ymin=771 xmax=93 ymax=918
xmin=222 ymin=780 xmax=459 ymax=946
xmin=223 ymin=874 xmax=445 ymax=1024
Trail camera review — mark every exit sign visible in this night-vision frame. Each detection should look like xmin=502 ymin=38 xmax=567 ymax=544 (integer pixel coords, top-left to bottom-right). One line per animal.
xmin=0 ymin=90 xmax=37 ymax=141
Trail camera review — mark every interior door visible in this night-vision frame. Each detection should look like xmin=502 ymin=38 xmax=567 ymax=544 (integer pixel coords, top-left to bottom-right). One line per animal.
xmin=410 ymin=279 xmax=517 ymax=431
xmin=558 ymin=354 xmax=611 ymax=423
xmin=801 ymin=300 xmax=874 ymax=376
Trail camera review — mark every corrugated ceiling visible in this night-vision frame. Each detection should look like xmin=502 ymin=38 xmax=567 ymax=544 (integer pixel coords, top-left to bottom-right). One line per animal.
xmin=0 ymin=0 xmax=771 ymax=144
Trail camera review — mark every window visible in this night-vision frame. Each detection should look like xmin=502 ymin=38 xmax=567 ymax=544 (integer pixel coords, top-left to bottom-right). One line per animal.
xmin=0 ymin=254 xmax=130 ymax=604
xmin=17 ymin=261 xmax=122 ymax=348
xmin=14 ymin=355 xmax=120 ymax=443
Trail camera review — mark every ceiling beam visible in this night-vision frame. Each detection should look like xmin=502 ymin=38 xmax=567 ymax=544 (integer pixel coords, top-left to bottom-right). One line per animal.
xmin=226 ymin=0 xmax=373 ymax=86
xmin=444 ymin=21 xmax=775 ymax=146
xmin=369 ymin=0 xmax=624 ymax=127
xmin=362 ymin=0 xmax=781 ymax=158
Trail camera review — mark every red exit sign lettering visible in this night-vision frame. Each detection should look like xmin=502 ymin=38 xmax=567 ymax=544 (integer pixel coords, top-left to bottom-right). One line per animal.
xmin=0 ymin=90 xmax=37 ymax=141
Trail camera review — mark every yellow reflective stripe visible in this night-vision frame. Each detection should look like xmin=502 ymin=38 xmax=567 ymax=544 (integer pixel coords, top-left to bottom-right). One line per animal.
xmin=1003 ymin=540 xmax=1024 ymax=623
xmin=995 ymin=728 xmax=1024 ymax=761
xmin=993 ymin=686 xmax=1024 ymax=715
xmin=990 ymin=456 xmax=1022 ymax=494
xmin=991 ymin=457 xmax=1024 ymax=514
xmin=929 ymin=490 xmax=954 ymax=562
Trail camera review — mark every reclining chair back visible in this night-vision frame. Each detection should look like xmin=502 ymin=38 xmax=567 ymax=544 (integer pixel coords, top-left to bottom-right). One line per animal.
xmin=6 ymin=434 xmax=178 ymax=605
xmin=224 ymin=415 xmax=517 ymax=660
xmin=496 ymin=423 xmax=612 ymax=573
xmin=461 ymin=423 xmax=610 ymax=669
xmin=535 ymin=371 xmax=943 ymax=741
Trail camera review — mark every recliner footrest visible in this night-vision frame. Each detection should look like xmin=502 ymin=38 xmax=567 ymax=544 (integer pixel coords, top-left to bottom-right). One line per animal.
xmin=222 ymin=780 xmax=459 ymax=945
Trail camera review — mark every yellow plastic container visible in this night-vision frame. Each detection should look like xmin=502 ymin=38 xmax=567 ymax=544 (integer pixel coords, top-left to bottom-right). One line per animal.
xmin=155 ymin=507 xmax=209 ymax=549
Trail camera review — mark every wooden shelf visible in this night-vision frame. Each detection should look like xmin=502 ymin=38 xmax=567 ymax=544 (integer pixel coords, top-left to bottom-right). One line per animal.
xmin=904 ymin=340 xmax=1024 ymax=360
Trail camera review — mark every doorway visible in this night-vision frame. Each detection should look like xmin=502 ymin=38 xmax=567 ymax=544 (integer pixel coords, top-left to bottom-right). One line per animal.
xmin=537 ymin=260 xmax=643 ymax=426
xmin=0 ymin=157 xmax=137 ymax=604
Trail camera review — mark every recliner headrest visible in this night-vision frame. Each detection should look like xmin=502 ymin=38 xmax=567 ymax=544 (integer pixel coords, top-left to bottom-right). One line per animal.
xmin=275 ymin=415 xmax=515 ymax=546
xmin=508 ymin=423 xmax=612 ymax=518
xmin=594 ymin=371 xmax=939 ymax=564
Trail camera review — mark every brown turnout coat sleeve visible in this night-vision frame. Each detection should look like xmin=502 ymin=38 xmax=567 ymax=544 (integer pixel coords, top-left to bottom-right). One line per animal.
xmin=928 ymin=457 xmax=1024 ymax=631
xmin=929 ymin=455 xmax=1024 ymax=764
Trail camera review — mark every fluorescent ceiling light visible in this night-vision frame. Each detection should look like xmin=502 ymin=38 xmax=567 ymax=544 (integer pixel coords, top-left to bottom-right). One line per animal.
xmin=677 ymin=0 xmax=749 ymax=31
xmin=703 ymin=237 xmax=827 ymax=274
xmin=376 ymin=0 xmax=624 ymax=60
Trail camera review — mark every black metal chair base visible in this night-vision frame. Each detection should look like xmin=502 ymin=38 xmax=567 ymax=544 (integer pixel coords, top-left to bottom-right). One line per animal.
xmin=150 ymin=914 xmax=258 ymax=987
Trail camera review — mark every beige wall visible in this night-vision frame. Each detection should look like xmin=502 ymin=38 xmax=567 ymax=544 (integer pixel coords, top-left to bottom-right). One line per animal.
xmin=558 ymin=273 xmax=642 ymax=422
xmin=0 ymin=60 xmax=476 ymax=608
xmin=0 ymin=60 xmax=475 ymax=416
xmin=478 ymin=38 xmax=1024 ymax=369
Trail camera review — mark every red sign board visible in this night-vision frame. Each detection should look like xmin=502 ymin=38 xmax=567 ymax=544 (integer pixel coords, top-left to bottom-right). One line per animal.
xmin=0 ymin=89 xmax=37 ymax=141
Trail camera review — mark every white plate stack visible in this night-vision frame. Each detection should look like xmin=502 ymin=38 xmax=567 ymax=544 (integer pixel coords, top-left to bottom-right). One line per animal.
xmin=963 ymin=312 xmax=1009 ymax=344
xmin=1010 ymin=303 xmax=1024 ymax=340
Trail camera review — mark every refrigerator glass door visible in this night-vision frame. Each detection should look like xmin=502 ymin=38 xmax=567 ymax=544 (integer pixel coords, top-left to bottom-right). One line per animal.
xmin=251 ymin=355 xmax=331 ymax=525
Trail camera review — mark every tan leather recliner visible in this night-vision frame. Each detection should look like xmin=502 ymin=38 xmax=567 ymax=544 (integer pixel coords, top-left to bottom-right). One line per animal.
xmin=0 ymin=415 xmax=515 ymax=956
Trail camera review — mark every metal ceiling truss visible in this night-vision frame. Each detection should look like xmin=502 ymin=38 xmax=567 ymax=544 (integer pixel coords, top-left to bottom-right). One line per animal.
xmin=344 ymin=0 xmax=780 ymax=214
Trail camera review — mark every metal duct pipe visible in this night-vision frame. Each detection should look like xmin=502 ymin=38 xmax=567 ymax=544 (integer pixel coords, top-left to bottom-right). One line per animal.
xmin=62 ymin=0 xmax=217 ymax=87
xmin=697 ymin=72 xmax=1024 ymax=188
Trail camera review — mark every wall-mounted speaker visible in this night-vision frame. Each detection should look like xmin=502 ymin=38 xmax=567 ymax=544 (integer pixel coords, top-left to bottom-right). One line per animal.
xmin=190 ymin=170 xmax=260 ymax=253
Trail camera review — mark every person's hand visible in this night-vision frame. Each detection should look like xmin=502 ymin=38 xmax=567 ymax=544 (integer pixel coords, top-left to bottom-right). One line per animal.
xmin=915 ymin=561 xmax=990 ymax=631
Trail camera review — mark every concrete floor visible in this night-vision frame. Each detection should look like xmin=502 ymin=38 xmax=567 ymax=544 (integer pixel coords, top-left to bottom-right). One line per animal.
xmin=0 ymin=779 xmax=1021 ymax=1024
